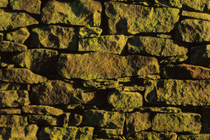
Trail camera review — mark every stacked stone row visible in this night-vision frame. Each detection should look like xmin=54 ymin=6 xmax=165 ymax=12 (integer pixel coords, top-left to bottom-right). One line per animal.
xmin=1 ymin=0 xmax=210 ymax=139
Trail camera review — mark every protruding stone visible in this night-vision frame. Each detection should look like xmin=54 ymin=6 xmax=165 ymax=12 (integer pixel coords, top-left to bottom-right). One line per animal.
xmin=0 ymin=90 xmax=30 ymax=107
xmin=78 ymin=35 xmax=127 ymax=54
xmin=39 ymin=126 xmax=94 ymax=140
xmin=0 ymin=68 xmax=47 ymax=84
xmin=152 ymin=113 xmax=201 ymax=133
xmin=6 ymin=28 xmax=30 ymax=44
xmin=182 ymin=10 xmax=210 ymax=21
xmin=41 ymin=0 xmax=102 ymax=26
xmin=0 ymin=9 xmax=38 ymax=31
xmin=107 ymin=91 xmax=143 ymax=112
xmin=22 ymin=105 xmax=63 ymax=116
xmin=31 ymin=26 xmax=77 ymax=50
xmin=175 ymin=19 xmax=210 ymax=43
xmin=128 ymin=36 xmax=188 ymax=57
xmin=105 ymin=2 xmax=180 ymax=34
xmin=79 ymin=27 xmax=102 ymax=38
xmin=178 ymin=134 xmax=210 ymax=140
xmin=0 ymin=115 xmax=28 ymax=127
xmin=58 ymin=53 xmax=159 ymax=80
xmin=139 ymin=107 xmax=181 ymax=113
xmin=13 ymin=49 xmax=58 ymax=74
xmin=162 ymin=64 xmax=210 ymax=79
xmin=134 ymin=131 xmax=177 ymax=140
xmin=63 ymin=113 xmax=83 ymax=127
xmin=28 ymin=115 xmax=58 ymax=126
xmin=0 ymin=0 xmax=8 ymax=7
xmin=83 ymin=110 xmax=125 ymax=129
xmin=0 ymin=41 xmax=27 ymax=52
xmin=0 ymin=109 xmax=21 ymax=115
xmin=10 ymin=0 xmax=41 ymax=14
xmin=126 ymin=112 xmax=151 ymax=133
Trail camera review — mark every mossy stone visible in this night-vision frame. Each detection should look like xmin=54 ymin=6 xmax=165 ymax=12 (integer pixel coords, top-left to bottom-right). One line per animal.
xmin=134 ymin=131 xmax=177 ymax=140
xmin=6 ymin=28 xmax=30 ymax=44
xmin=0 ymin=41 xmax=27 ymax=52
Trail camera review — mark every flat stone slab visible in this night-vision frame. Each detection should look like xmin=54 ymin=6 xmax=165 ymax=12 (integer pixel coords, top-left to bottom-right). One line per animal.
xmin=0 ymin=41 xmax=27 ymax=52
xmin=0 ymin=115 xmax=28 ymax=127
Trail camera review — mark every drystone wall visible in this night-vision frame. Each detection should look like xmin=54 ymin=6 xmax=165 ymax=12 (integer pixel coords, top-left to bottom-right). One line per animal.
xmin=1 ymin=0 xmax=210 ymax=139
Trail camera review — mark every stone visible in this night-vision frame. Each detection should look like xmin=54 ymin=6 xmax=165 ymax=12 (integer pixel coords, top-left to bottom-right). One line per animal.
xmin=126 ymin=112 xmax=151 ymax=133
xmin=0 ymin=109 xmax=21 ymax=115
xmin=160 ymin=55 xmax=188 ymax=64
xmin=134 ymin=131 xmax=177 ymax=140
xmin=178 ymin=134 xmax=210 ymax=140
xmin=139 ymin=107 xmax=181 ymax=113
xmin=175 ymin=19 xmax=210 ymax=43
xmin=65 ymin=104 xmax=85 ymax=110
xmin=182 ymin=10 xmax=210 ymax=21
xmin=57 ymin=53 xmax=159 ymax=80
xmin=0 ymin=115 xmax=28 ymax=127
xmin=121 ymin=85 xmax=144 ymax=92
xmin=0 ymin=68 xmax=47 ymax=84
xmin=0 ymin=33 xmax=3 ymax=41
xmin=154 ymin=0 xmax=182 ymax=8
xmin=202 ymin=107 xmax=210 ymax=133
xmin=162 ymin=64 xmax=210 ymax=79
xmin=79 ymin=26 xmax=102 ymax=38
xmin=22 ymin=105 xmax=63 ymax=116
xmin=63 ymin=113 xmax=83 ymax=127
xmin=96 ymin=128 xmax=123 ymax=139
xmin=79 ymin=35 xmax=127 ymax=54
xmin=0 ymin=124 xmax=38 ymax=140
xmin=82 ymin=79 xmax=120 ymax=89
xmin=0 ymin=90 xmax=30 ymax=107
xmin=0 ymin=82 xmax=29 ymax=90
xmin=83 ymin=110 xmax=125 ymax=129
xmin=145 ymin=79 xmax=210 ymax=106
xmin=0 ymin=41 xmax=27 ymax=52
xmin=6 ymin=28 xmax=30 ymax=44
xmin=41 ymin=0 xmax=102 ymax=26
xmin=39 ymin=126 xmax=94 ymax=140
xmin=0 ymin=9 xmax=38 ymax=31
xmin=30 ymin=26 xmax=77 ymax=50
xmin=0 ymin=0 xmax=8 ymax=7
xmin=127 ymin=36 xmax=188 ymax=57
xmin=190 ymin=45 xmax=210 ymax=68
xmin=13 ymin=49 xmax=58 ymax=74
xmin=107 ymin=91 xmax=143 ymax=111
xmin=152 ymin=113 xmax=201 ymax=133
xmin=10 ymin=0 xmax=41 ymax=14
xmin=105 ymin=2 xmax=180 ymax=34
xmin=28 ymin=115 xmax=57 ymax=126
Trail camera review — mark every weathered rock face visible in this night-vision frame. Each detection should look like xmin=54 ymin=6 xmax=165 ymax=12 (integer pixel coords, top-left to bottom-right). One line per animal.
xmin=0 ymin=9 xmax=38 ymax=31
xmin=63 ymin=113 xmax=83 ymax=126
xmin=30 ymin=26 xmax=78 ymax=50
xmin=78 ymin=35 xmax=127 ymax=54
xmin=79 ymin=27 xmax=102 ymax=38
xmin=175 ymin=19 xmax=210 ymax=43
xmin=133 ymin=131 xmax=177 ymax=140
xmin=10 ymin=0 xmax=41 ymax=14
xmin=28 ymin=115 xmax=58 ymax=126
xmin=182 ymin=10 xmax=210 ymax=21
xmin=105 ymin=2 xmax=180 ymax=34
xmin=96 ymin=128 xmax=123 ymax=139
xmin=178 ymin=134 xmax=210 ymax=140
xmin=0 ymin=41 xmax=27 ymax=52
xmin=128 ymin=36 xmax=188 ymax=57
xmin=0 ymin=115 xmax=28 ymax=127
xmin=6 ymin=28 xmax=30 ymax=44
xmin=0 ymin=0 xmax=8 ymax=7
xmin=139 ymin=107 xmax=182 ymax=113
xmin=0 ymin=109 xmax=21 ymax=115
xmin=152 ymin=113 xmax=201 ymax=133
xmin=13 ymin=49 xmax=58 ymax=74
xmin=0 ymin=68 xmax=47 ymax=84
xmin=57 ymin=53 xmax=159 ymax=80
xmin=41 ymin=0 xmax=102 ymax=26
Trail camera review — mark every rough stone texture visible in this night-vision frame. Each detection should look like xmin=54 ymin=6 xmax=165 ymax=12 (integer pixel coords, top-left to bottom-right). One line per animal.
xmin=133 ymin=131 xmax=177 ymax=140
xmin=182 ymin=10 xmax=210 ymax=21
xmin=41 ymin=0 xmax=102 ymax=26
xmin=0 ymin=90 xmax=30 ymax=107
xmin=13 ymin=49 xmax=58 ymax=74
xmin=139 ymin=107 xmax=182 ymax=113
xmin=58 ymin=53 xmax=159 ymax=80
xmin=0 ymin=109 xmax=21 ymax=115
xmin=0 ymin=115 xmax=28 ymax=127
xmin=63 ymin=113 xmax=83 ymax=127
xmin=96 ymin=128 xmax=123 ymax=139
xmin=39 ymin=126 xmax=94 ymax=140
xmin=128 ymin=36 xmax=188 ymax=57
xmin=175 ymin=19 xmax=210 ymax=43
xmin=178 ymin=134 xmax=210 ymax=140
xmin=0 ymin=68 xmax=47 ymax=84
xmin=28 ymin=115 xmax=58 ymax=126
xmin=105 ymin=2 xmax=180 ymax=34
xmin=79 ymin=27 xmax=102 ymax=38
xmin=30 ymin=26 xmax=77 ymax=50
xmin=107 ymin=91 xmax=143 ymax=111
xmin=126 ymin=112 xmax=151 ymax=133
xmin=22 ymin=105 xmax=63 ymax=116
xmin=0 ymin=9 xmax=38 ymax=31
xmin=202 ymin=107 xmax=210 ymax=133
xmin=190 ymin=45 xmax=210 ymax=68
xmin=82 ymin=79 xmax=120 ymax=89
xmin=145 ymin=79 xmax=210 ymax=106
xmin=152 ymin=113 xmax=201 ymax=133
xmin=0 ymin=0 xmax=8 ymax=7
xmin=0 ymin=41 xmax=27 ymax=52
xmin=0 ymin=82 xmax=29 ymax=90
xmin=162 ymin=64 xmax=210 ymax=79
xmin=83 ymin=110 xmax=125 ymax=129
xmin=6 ymin=28 xmax=30 ymax=44
xmin=10 ymin=0 xmax=41 ymax=14
xmin=0 ymin=33 xmax=3 ymax=41
xmin=78 ymin=35 xmax=127 ymax=54
xmin=0 ymin=124 xmax=38 ymax=140
xmin=65 ymin=104 xmax=85 ymax=111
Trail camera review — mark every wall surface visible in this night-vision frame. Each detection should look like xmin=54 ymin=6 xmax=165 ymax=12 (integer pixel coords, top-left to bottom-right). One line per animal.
xmin=1 ymin=0 xmax=210 ymax=139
